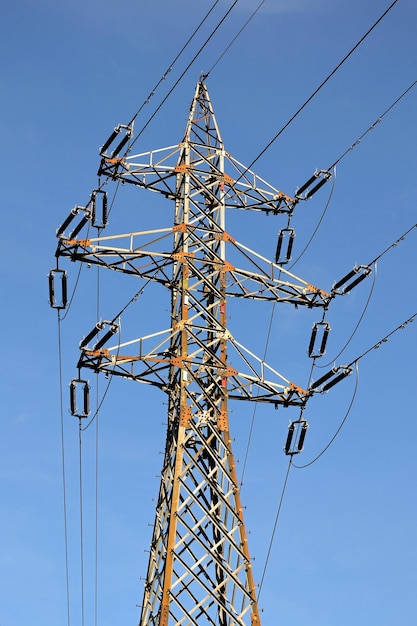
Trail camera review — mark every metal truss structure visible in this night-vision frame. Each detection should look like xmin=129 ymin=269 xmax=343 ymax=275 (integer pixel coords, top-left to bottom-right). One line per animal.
xmin=54 ymin=80 xmax=335 ymax=625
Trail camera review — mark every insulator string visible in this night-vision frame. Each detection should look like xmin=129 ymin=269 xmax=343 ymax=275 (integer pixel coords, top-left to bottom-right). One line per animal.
xmin=293 ymin=362 xmax=360 ymax=469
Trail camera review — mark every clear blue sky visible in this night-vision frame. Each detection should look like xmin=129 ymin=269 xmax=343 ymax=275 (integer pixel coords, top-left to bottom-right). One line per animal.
xmin=1 ymin=1 xmax=416 ymax=625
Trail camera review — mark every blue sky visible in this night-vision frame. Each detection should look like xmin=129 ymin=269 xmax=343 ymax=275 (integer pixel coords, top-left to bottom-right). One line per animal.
xmin=1 ymin=1 xmax=416 ymax=625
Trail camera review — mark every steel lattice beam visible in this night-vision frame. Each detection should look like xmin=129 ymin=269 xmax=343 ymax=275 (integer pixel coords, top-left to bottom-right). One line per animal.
xmin=56 ymin=80 xmax=334 ymax=625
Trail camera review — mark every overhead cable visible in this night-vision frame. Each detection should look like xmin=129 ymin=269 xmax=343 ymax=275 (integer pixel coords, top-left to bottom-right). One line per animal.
xmin=240 ymin=0 xmax=400 ymax=177
xmin=78 ymin=420 xmax=86 ymax=626
xmin=128 ymin=0 xmax=222 ymax=125
xmin=369 ymin=222 xmax=417 ymax=265
xmin=329 ymin=79 xmax=417 ymax=170
xmin=310 ymin=311 xmax=416 ymax=395
xmin=56 ymin=313 xmax=72 ymax=626
xmin=294 ymin=362 xmax=360 ymax=469
xmin=129 ymin=0 xmax=240 ymax=149
xmin=288 ymin=168 xmax=336 ymax=269
xmin=206 ymin=0 xmax=267 ymax=76
xmin=258 ymin=458 xmax=292 ymax=598
xmin=348 ymin=312 xmax=417 ymax=367
xmin=294 ymin=79 xmax=417 ymax=203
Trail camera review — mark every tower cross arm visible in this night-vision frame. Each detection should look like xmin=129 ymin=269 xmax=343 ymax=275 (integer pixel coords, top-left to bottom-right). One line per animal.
xmin=98 ymin=144 xmax=183 ymax=198
xmin=225 ymin=239 xmax=332 ymax=307
xmin=76 ymin=327 xmax=314 ymax=409
xmin=55 ymin=228 xmax=178 ymax=283
xmin=100 ymin=148 xmax=298 ymax=216
xmin=221 ymin=152 xmax=297 ymax=215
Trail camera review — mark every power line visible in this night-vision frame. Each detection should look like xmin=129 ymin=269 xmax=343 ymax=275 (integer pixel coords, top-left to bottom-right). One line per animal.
xmin=316 ymin=263 xmax=378 ymax=369
xmin=293 ymin=78 xmax=417 ymax=203
xmin=240 ymin=298 xmax=276 ymax=486
xmin=206 ymin=0 xmax=267 ymax=77
xmin=329 ymin=79 xmax=417 ymax=170
xmin=258 ymin=458 xmax=292 ymax=598
xmin=128 ymin=0 xmax=222 ymax=125
xmin=294 ymin=362 xmax=360 ymax=469
xmin=129 ymin=0 xmax=240 ymax=149
xmin=94 ymin=267 xmax=101 ymax=626
xmin=241 ymin=0 xmax=400 ymax=177
xmin=78 ymin=420 xmax=86 ymax=626
xmin=369 ymin=222 xmax=417 ymax=266
xmin=80 ymin=276 xmax=156 ymax=432
xmin=288 ymin=169 xmax=337 ymax=269
xmin=56 ymin=313 xmax=72 ymax=626
xmin=348 ymin=311 xmax=417 ymax=367
xmin=293 ymin=300 xmax=416 ymax=473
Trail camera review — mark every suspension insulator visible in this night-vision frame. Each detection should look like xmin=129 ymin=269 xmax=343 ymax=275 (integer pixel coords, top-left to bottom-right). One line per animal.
xmin=111 ymin=133 xmax=130 ymax=157
xmin=48 ymin=269 xmax=68 ymax=309
xmin=284 ymin=423 xmax=295 ymax=455
xmin=100 ymin=123 xmax=133 ymax=157
xmin=296 ymin=174 xmax=318 ymax=197
xmin=308 ymin=321 xmax=331 ymax=358
xmin=297 ymin=421 xmax=308 ymax=451
xmin=295 ymin=170 xmax=331 ymax=200
xmin=69 ymin=379 xmax=90 ymax=418
xmin=310 ymin=366 xmax=352 ymax=391
xmin=100 ymin=128 xmax=120 ymax=156
xmin=275 ymin=228 xmax=295 ymax=264
xmin=305 ymin=175 xmax=330 ymax=199
xmin=93 ymin=322 xmax=119 ymax=350
xmin=79 ymin=322 xmax=103 ymax=349
xmin=321 ymin=368 xmax=352 ymax=392
xmin=284 ymin=419 xmax=309 ymax=456
xmin=332 ymin=269 xmax=356 ymax=292
xmin=111 ymin=126 xmax=133 ymax=158
xmin=56 ymin=207 xmax=80 ymax=238
xmin=332 ymin=265 xmax=372 ymax=295
xmin=310 ymin=367 xmax=337 ymax=390
xmin=91 ymin=190 xmax=108 ymax=229
xmin=68 ymin=211 xmax=91 ymax=239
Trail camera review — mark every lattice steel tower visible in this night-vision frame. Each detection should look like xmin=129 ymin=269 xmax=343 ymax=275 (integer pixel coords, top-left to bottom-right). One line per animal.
xmin=53 ymin=80 xmax=332 ymax=625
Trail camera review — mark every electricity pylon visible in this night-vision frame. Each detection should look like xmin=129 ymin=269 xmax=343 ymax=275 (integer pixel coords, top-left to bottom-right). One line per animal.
xmin=54 ymin=80 xmax=333 ymax=625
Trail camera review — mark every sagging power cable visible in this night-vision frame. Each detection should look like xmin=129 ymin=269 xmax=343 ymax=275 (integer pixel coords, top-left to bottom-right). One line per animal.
xmin=298 ymin=313 xmax=416 ymax=467
xmin=293 ymin=362 xmax=360 ymax=469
